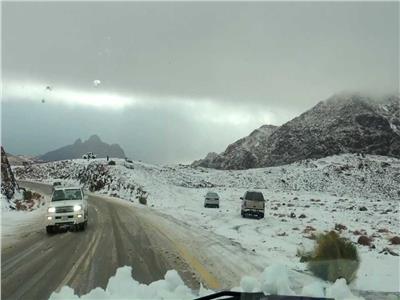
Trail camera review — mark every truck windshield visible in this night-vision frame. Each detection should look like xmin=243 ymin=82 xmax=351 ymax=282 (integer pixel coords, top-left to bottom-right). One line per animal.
xmin=245 ymin=192 xmax=265 ymax=201
xmin=52 ymin=189 xmax=82 ymax=201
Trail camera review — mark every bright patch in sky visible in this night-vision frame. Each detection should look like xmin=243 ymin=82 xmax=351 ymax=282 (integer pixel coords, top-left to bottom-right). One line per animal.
xmin=2 ymin=80 xmax=134 ymax=109
xmin=2 ymin=80 xmax=289 ymax=127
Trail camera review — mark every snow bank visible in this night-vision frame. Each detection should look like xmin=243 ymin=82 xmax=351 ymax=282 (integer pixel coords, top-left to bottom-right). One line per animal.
xmin=50 ymin=267 xmax=199 ymax=300
xmin=50 ymin=264 xmax=365 ymax=300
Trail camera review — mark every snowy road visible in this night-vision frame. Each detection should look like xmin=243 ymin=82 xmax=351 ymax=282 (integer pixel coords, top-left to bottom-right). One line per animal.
xmin=1 ymin=182 xmax=199 ymax=300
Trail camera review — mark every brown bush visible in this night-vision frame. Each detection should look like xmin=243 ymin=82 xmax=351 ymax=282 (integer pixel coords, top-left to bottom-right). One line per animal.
xmin=389 ymin=236 xmax=400 ymax=245
xmin=308 ymin=231 xmax=359 ymax=283
xmin=377 ymin=228 xmax=389 ymax=233
xmin=357 ymin=235 xmax=372 ymax=246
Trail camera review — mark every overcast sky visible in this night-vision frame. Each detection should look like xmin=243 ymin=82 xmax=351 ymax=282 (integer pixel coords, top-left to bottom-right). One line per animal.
xmin=1 ymin=1 xmax=399 ymax=164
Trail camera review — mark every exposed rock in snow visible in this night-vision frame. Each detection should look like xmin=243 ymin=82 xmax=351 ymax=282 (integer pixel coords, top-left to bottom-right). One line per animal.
xmin=193 ymin=94 xmax=400 ymax=169
xmin=1 ymin=147 xmax=44 ymax=210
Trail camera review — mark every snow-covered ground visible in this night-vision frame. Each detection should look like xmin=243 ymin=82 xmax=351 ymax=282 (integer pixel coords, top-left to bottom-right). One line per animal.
xmin=1 ymin=203 xmax=46 ymax=248
xmin=14 ymin=154 xmax=400 ymax=295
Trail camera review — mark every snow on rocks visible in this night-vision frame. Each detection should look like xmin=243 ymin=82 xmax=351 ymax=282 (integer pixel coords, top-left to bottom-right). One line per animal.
xmin=260 ymin=264 xmax=295 ymax=296
xmin=326 ymin=278 xmax=363 ymax=300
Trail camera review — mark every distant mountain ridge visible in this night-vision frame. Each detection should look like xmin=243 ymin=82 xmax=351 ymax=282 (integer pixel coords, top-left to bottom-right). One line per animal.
xmin=39 ymin=135 xmax=126 ymax=161
xmin=193 ymin=93 xmax=400 ymax=169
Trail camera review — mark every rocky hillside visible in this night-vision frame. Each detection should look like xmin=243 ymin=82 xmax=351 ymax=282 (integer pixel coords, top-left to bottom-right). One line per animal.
xmin=6 ymin=153 xmax=39 ymax=166
xmin=39 ymin=135 xmax=126 ymax=161
xmin=193 ymin=125 xmax=277 ymax=169
xmin=1 ymin=147 xmax=17 ymax=199
xmin=193 ymin=94 xmax=400 ymax=169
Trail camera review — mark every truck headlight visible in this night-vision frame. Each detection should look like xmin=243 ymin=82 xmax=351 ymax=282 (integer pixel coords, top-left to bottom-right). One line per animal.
xmin=73 ymin=205 xmax=82 ymax=212
xmin=48 ymin=207 xmax=56 ymax=213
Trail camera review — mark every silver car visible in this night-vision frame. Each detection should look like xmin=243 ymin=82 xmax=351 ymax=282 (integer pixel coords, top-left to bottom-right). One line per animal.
xmin=204 ymin=192 xmax=220 ymax=208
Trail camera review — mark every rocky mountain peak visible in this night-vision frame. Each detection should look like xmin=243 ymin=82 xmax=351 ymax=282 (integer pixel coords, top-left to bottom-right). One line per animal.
xmin=39 ymin=135 xmax=126 ymax=161
xmin=193 ymin=94 xmax=400 ymax=169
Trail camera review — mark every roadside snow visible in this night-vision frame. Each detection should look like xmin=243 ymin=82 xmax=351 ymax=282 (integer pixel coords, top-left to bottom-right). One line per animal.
xmin=1 ymin=201 xmax=46 ymax=248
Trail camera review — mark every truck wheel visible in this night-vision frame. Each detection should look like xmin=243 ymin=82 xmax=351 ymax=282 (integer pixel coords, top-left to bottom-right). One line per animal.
xmin=241 ymin=211 xmax=245 ymax=218
xmin=216 ymin=204 xmax=220 ymax=208
xmin=78 ymin=222 xmax=85 ymax=231
xmin=46 ymin=226 xmax=54 ymax=234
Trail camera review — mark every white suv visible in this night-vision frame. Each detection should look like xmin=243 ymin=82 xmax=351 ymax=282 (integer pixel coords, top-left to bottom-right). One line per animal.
xmin=46 ymin=187 xmax=88 ymax=234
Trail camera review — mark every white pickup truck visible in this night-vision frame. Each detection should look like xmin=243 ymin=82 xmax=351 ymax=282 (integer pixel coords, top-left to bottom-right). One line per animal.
xmin=46 ymin=187 xmax=88 ymax=234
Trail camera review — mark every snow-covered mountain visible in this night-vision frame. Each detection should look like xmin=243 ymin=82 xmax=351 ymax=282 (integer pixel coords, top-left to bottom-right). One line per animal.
xmin=39 ymin=135 xmax=126 ymax=161
xmin=193 ymin=94 xmax=400 ymax=169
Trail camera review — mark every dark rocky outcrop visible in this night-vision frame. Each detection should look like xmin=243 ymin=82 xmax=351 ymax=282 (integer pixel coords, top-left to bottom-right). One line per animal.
xmin=39 ymin=135 xmax=126 ymax=161
xmin=1 ymin=146 xmax=18 ymax=199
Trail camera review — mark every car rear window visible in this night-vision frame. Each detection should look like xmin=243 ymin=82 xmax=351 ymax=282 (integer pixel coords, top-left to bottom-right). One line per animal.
xmin=206 ymin=192 xmax=218 ymax=198
xmin=245 ymin=192 xmax=265 ymax=201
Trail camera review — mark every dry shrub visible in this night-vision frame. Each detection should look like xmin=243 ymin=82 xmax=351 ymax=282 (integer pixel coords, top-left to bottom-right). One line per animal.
xmin=357 ymin=235 xmax=372 ymax=246
xmin=389 ymin=236 xmax=400 ymax=245
xmin=308 ymin=231 xmax=359 ymax=283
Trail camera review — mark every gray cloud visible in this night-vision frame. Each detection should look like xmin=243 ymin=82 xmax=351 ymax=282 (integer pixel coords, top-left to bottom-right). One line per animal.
xmin=1 ymin=1 xmax=398 ymax=163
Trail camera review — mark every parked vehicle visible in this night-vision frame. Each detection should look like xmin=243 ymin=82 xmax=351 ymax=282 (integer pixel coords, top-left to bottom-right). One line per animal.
xmin=241 ymin=191 xmax=265 ymax=218
xmin=52 ymin=181 xmax=62 ymax=192
xmin=204 ymin=192 xmax=220 ymax=208
xmin=46 ymin=186 xmax=88 ymax=233
xmin=82 ymin=152 xmax=96 ymax=159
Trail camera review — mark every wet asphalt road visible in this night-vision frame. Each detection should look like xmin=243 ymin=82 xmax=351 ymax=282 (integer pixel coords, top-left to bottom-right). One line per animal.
xmin=1 ymin=182 xmax=197 ymax=300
